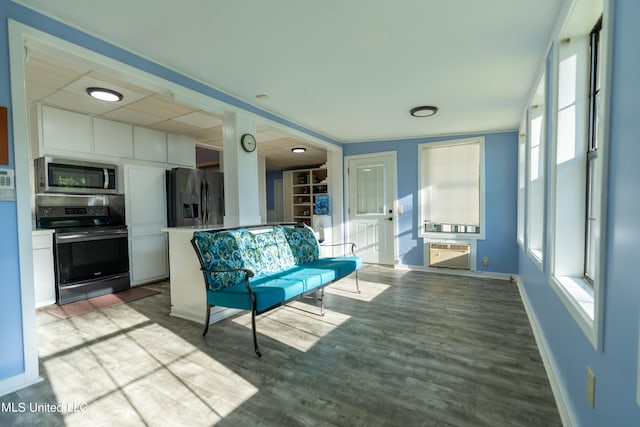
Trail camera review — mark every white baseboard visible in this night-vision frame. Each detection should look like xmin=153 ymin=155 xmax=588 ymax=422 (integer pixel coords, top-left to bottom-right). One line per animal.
xmin=0 ymin=372 xmax=43 ymax=398
xmin=395 ymin=263 xmax=515 ymax=282
xmin=170 ymin=305 xmax=241 ymax=326
xmin=514 ymin=275 xmax=576 ymax=427
xmin=209 ymin=307 xmax=243 ymax=324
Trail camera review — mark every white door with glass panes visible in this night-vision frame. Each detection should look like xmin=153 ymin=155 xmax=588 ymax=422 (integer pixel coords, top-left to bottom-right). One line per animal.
xmin=347 ymin=153 xmax=396 ymax=265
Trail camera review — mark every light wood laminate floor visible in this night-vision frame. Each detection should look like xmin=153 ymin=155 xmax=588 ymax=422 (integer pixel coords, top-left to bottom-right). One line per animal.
xmin=1 ymin=265 xmax=561 ymax=426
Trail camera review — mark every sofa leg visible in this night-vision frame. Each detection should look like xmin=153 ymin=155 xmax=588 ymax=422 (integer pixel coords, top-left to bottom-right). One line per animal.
xmin=355 ymin=270 xmax=361 ymax=294
xmin=251 ymin=306 xmax=262 ymax=358
xmin=319 ymin=286 xmax=325 ymax=316
xmin=202 ymin=304 xmax=212 ymax=336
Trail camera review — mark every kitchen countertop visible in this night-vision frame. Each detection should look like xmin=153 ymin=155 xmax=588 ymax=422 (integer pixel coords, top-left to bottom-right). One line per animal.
xmin=161 ymin=225 xmax=227 ymax=234
xmin=32 ymin=229 xmax=55 ymax=236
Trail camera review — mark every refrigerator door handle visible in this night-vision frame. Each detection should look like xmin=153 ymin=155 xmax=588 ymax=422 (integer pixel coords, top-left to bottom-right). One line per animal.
xmin=200 ymin=181 xmax=205 ymax=223
xmin=205 ymin=182 xmax=210 ymax=224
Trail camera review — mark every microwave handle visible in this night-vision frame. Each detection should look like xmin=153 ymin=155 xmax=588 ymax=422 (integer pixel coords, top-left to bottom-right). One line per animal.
xmin=103 ymin=168 xmax=109 ymax=189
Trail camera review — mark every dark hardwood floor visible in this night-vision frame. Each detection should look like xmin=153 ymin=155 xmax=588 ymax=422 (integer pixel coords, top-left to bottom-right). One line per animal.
xmin=0 ymin=265 xmax=561 ymax=426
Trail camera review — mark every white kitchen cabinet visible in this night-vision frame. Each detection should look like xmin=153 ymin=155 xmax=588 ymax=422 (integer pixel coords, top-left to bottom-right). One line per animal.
xmin=129 ymin=235 xmax=168 ymax=284
xmin=167 ymin=133 xmax=196 ymax=167
xmin=32 ymin=105 xmax=92 ymax=157
xmin=93 ymin=118 xmax=133 ymax=158
xmin=134 ymin=126 xmax=167 ymax=163
xmin=124 ymin=164 xmax=169 ymax=286
xmin=32 ymin=230 xmax=56 ymax=307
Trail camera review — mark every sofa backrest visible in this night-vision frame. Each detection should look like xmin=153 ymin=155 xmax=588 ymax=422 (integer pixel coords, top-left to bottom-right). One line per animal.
xmin=193 ymin=225 xmax=320 ymax=290
xmin=280 ymin=225 xmax=320 ymax=264
xmin=193 ymin=228 xmax=251 ymax=290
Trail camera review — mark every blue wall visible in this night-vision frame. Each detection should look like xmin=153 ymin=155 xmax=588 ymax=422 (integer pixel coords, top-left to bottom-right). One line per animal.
xmin=518 ymin=0 xmax=640 ymax=424
xmin=265 ymin=170 xmax=283 ymax=211
xmin=343 ymin=131 xmax=519 ymax=273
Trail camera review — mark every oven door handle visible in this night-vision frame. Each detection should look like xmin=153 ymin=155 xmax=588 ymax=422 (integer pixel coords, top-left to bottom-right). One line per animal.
xmin=59 ymin=273 xmax=130 ymax=290
xmin=56 ymin=231 xmax=128 ymax=243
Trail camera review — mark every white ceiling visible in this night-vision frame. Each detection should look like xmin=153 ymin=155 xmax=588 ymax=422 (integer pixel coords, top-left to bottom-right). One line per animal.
xmin=16 ymin=0 xmax=566 ymax=144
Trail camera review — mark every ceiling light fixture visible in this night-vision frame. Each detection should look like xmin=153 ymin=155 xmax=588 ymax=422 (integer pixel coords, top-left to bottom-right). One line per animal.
xmin=86 ymin=87 xmax=124 ymax=102
xmin=410 ymin=105 xmax=438 ymax=117
xmin=291 ymin=147 xmax=306 ymax=153
xmin=256 ymin=94 xmax=269 ymax=100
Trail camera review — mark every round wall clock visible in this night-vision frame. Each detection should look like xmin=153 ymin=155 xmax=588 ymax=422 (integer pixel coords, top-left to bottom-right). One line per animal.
xmin=240 ymin=133 xmax=257 ymax=152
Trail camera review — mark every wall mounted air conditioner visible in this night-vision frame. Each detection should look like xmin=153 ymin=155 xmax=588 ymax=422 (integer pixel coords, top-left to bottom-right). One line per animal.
xmin=429 ymin=242 xmax=470 ymax=270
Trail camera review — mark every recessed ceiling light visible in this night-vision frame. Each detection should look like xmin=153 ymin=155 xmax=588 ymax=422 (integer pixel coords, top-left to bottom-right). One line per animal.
xmin=410 ymin=106 xmax=438 ymax=117
xmin=86 ymin=87 xmax=123 ymax=102
xmin=256 ymin=94 xmax=269 ymax=100
xmin=291 ymin=147 xmax=306 ymax=153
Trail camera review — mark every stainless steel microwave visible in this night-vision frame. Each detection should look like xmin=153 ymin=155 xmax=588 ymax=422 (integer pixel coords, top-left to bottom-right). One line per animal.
xmin=34 ymin=157 xmax=118 ymax=195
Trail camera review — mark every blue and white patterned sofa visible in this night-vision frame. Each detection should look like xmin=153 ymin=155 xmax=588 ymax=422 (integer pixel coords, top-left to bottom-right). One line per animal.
xmin=191 ymin=223 xmax=362 ymax=357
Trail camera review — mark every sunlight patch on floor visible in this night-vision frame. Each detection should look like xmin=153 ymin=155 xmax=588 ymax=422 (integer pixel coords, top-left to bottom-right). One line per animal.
xmin=36 ymin=310 xmax=151 ymax=360
xmin=232 ymin=304 xmax=351 ymax=352
xmin=40 ymin=305 xmax=258 ymax=426
xmin=325 ymin=278 xmax=389 ymax=302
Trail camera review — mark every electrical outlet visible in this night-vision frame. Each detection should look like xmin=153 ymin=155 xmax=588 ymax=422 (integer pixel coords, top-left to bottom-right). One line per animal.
xmin=482 ymin=257 xmax=489 ymax=267
xmin=587 ymin=366 xmax=596 ymax=408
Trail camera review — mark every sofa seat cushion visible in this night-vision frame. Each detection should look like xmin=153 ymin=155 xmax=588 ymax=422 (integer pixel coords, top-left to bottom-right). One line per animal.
xmin=208 ymin=275 xmax=306 ymax=312
xmin=312 ymin=256 xmax=363 ymax=277
xmin=252 ymin=265 xmax=337 ymax=292
xmin=208 ymin=263 xmax=345 ymax=312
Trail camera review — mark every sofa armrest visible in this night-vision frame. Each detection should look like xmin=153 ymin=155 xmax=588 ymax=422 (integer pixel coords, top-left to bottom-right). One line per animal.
xmin=200 ymin=267 xmax=255 ymax=293
xmin=319 ymin=242 xmax=357 ymax=256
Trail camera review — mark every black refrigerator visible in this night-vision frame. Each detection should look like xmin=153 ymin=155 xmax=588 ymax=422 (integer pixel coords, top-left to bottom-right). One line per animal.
xmin=166 ymin=168 xmax=224 ymax=227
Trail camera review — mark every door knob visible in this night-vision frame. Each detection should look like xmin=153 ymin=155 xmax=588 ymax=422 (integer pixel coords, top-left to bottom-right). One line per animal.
xmin=388 ymin=217 xmax=393 ymax=221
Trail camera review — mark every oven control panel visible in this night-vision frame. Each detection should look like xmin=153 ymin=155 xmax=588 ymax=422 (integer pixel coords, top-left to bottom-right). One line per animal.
xmin=37 ymin=205 xmax=109 ymax=218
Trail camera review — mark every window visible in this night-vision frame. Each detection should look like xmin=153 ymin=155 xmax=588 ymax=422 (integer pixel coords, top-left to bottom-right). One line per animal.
xmin=526 ymin=76 xmax=546 ymax=264
xmin=585 ymin=18 xmax=603 ymax=282
xmin=549 ymin=6 xmax=607 ymax=350
xmin=355 ymin=163 xmax=386 ymax=215
xmin=419 ymin=138 xmax=484 ymax=237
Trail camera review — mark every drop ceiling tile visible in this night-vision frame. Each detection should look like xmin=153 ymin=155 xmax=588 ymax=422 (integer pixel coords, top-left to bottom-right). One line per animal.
xmin=42 ymin=90 xmax=121 ymax=115
xmin=25 ymin=58 xmax=83 ymax=89
xmin=174 ymin=111 xmax=223 ymax=128
xmin=256 ymin=131 xmax=283 ymax=142
xmin=188 ymin=126 xmax=222 ymax=142
xmin=127 ymin=94 xmax=196 ymax=120
xmin=149 ymin=119 xmax=200 ymax=134
xmin=26 ymin=81 xmax=59 ymax=104
xmin=101 ymin=107 xmax=166 ymax=126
